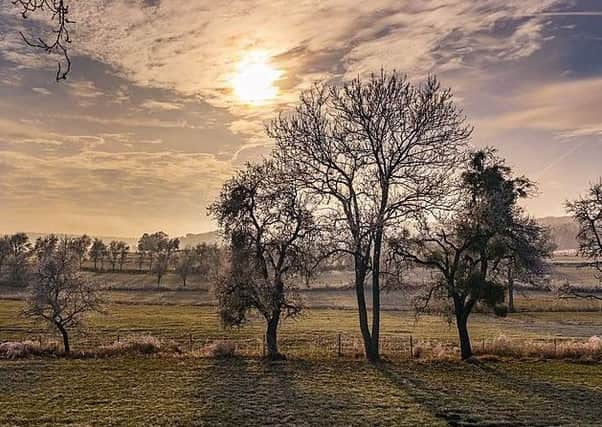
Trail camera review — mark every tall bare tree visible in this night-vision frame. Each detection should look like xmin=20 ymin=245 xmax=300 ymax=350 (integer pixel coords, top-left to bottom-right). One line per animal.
xmin=209 ymin=160 xmax=321 ymax=360
xmin=268 ymin=71 xmax=470 ymax=360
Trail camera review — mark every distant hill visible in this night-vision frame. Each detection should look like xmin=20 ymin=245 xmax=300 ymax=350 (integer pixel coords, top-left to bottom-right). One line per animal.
xmin=537 ymin=216 xmax=580 ymax=251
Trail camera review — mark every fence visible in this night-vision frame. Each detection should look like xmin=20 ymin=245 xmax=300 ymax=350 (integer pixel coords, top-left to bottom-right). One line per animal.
xmin=16 ymin=328 xmax=600 ymax=360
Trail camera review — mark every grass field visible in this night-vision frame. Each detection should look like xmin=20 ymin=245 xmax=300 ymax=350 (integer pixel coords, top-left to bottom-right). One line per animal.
xmin=2 ymin=300 xmax=602 ymax=357
xmin=1 ymin=263 xmax=601 ymax=426
xmin=1 ymin=357 xmax=601 ymax=426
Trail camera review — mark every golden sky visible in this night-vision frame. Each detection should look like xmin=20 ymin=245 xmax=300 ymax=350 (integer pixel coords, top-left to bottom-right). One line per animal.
xmin=1 ymin=1 xmax=601 ymax=236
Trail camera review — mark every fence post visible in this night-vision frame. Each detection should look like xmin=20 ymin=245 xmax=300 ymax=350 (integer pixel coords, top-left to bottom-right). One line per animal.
xmin=482 ymin=338 xmax=485 ymax=353
xmin=554 ymin=338 xmax=557 ymax=354
xmin=117 ymin=332 xmax=120 ymax=343
xmin=409 ymin=335 xmax=413 ymax=359
xmin=189 ymin=333 xmax=193 ymax=352
xmin=337 ymin=333 xmax=342 ymax=357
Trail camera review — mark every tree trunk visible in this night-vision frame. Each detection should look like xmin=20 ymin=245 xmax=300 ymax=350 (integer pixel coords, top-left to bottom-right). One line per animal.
xmin=266 ymin=310 xmax=285 ymax=360
xmin=456 ymin=311 xmax=472 ymax=360
xmin=507 ymin=264 xmax=515 ymax=313
xmin=354 ymin=258 xmax=375 ymax=361
xmin=56 ymin=323 xmax=70 ymax=354
xmin=370 ymin=228 xmax=384 ymax=361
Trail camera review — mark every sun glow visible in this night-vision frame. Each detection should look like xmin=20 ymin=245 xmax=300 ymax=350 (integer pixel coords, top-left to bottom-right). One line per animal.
xmin=232 ymin=51 xmax=282 ymax=104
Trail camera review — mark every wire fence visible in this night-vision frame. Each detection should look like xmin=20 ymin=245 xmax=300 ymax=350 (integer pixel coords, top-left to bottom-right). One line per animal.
xmin=8 ymin=327 xmax=599 ymax=360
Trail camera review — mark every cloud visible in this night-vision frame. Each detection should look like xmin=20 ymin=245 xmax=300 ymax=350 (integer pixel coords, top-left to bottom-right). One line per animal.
xmin=31 ymin=87 xmax=51 ymax=95
xmin=483 ymin=77 xmax=602 ymax=139
xmin=0 ymin=149 xmax=233 ymax=235
xmin=141 ymin=99 xmax=183 ymax=111
xmin=66 ymin=0 xmax=563 ymax=136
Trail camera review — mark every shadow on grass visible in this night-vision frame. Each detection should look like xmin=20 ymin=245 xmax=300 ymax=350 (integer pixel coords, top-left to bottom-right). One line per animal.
xmin=193 ymin=357 xmax=439 ymax=426
xmin=374 ymin=359 xmax=602 ymax=427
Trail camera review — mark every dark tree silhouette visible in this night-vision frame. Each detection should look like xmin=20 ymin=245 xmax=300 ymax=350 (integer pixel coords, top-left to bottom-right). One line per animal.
xmin=268 ymin=71 xmax=470 ymax=361
xmin=390 ymin=149 xmax=550 ymax=359
xmin=10 ymin=0 xmax=73 ymax=80
xmin=209 ymin=159 xmax=321 ymax=360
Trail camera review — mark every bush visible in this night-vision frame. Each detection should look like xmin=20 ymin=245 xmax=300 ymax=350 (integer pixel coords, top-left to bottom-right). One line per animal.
xmin=96 ymin=335 xmax=163 ymax=357
xmin=203 ymin=340 xmax=237 ymax=358
xmin=0 ymin=340 xmax=59 ymax=359
xmin=476 ymin=334 xmax=602 ymax=360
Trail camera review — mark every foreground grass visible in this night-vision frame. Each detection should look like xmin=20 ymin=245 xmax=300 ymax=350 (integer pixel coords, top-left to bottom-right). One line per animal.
xmin=1 ymin=357 xmax=601 ymax=426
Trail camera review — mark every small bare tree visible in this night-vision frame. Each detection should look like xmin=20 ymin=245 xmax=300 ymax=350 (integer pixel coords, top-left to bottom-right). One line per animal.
xmin=69 ymin=235 xmax=92 ymax=268
xmin=174 ymin=248 xmax=196 ymax=287
xmin=107 ymin=241 xmax=121 ymax=272
xmin=209 ymin=159 xmax=321 ymax=360
xmin=23 ymin=238 xmax=103 ymax=354
xmin=268 ymin=71 xmax=470 ymax=361
xmin=152 ymin=236 xmax=178 ymax=288
xmin=89 ymin=238 xmax=106 ymax=272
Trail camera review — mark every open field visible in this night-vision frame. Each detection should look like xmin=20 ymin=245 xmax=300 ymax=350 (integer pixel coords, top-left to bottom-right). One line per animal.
xmin=1 ymin=263 xmax=601 ymax=426
xmin=1 ymin=299 xmax=602 ymax=357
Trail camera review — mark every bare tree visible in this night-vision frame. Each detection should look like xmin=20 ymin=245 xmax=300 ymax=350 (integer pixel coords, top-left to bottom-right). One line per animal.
xmin=566 ymin=180 xmax=602 ymax=281
xmin=268 ymin=71 xmax=470 ymax=361
xmin=390 ymin=149 xmax=550 ymax=359
xmin=89 ymin=238 xmax=106 ymax=272
xmin=151 ymin=235 xmax=179 ymax=288
xmin=107 ymin=240 xmax=121 ymax=272
xmin=174 ymin=248 xmax=196 ymax=287
xmin=9 ymin=0 xmax=73 ymax=80
xmin=33 ymin=234 xmax=59 ymax=260
xmin=119 ymin=243 xmax=130 ymax=271
xmin=209 ymin=160 xmax=321 ymax=360
xmin=193 ymin=243 xmax=222 ymax=279
xmin=68 ymin=235 xmax=92 ymax=268
xmin=152 ymin=252 xmax=169 ymax=288
xmin=0 ymin=235 xmax=10 ymax=275
xmin=6 ymin=232 xmax=32 ymax=285
xmin=138 ymin=232 xmax=170 ymax=273
xmin=23 ymin=238 xmax=103 ymax=353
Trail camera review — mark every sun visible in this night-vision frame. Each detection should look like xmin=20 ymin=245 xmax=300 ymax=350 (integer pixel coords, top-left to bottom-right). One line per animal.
xmin=232 ymin=51 xmax=282 ymax=104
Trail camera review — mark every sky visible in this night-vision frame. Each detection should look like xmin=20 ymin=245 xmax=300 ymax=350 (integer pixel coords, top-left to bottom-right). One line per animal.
xmin=0 ymin=0 xmax=601 ymax=237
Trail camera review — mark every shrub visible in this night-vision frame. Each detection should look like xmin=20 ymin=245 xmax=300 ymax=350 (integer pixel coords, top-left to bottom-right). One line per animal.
xmin=96 ymin=335 xmax=163 ymax=357
xmin=476 ymin=334 xmax=602 ymax=360
xmin=203 ymin=340 xmax=237 ymax=358
xmin=0 ymin=340 xmax=59 ymax=359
